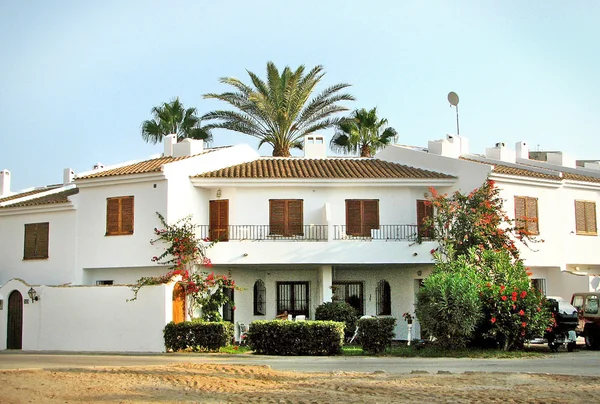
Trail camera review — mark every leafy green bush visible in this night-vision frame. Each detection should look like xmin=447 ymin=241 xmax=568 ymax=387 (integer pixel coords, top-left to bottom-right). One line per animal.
xmin=315 ymin=301 xmax=358 ymax=339
xmin=415 ymin=253 xmax=483 ymax=349
xmin=247 ymin=320 xmax=344 ymax=355
xmin=163 ymin=320 xmax=234 ymax=352
xmin=357 ymin=317 xmax=396 ymax=353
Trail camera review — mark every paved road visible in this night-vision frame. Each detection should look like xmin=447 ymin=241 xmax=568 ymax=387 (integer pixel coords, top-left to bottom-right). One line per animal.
xmin=1 ymin=348 xmax=599 ymax=376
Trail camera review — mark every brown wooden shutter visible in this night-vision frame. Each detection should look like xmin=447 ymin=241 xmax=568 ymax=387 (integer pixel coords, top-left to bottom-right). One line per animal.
xmin=526 ymin=197 xmax=539 ymax=234
xmin=417 ymin=200 xmax=433 ymax=238
xmin=346 ymin=200 xmax=362 ymax=236
xmin=585 ymin=202 xmax=597 ymax=235
xmin=37 ymin=222 xmax=49 ymax=258
xmin=209 ymin=200 xmax=229 ymax=241
xmin=23 ymin=224 xmax=37 ymax=259
xmin=121 ymin=196 xmax=134 ymax=234
xmin=288 ymin=200 xmax=303 ymax=236
xmin=575 ymin=200 xmax=586 ymax=234
xmin=514 ymin=196 xmax=526 ymax=230
xmin=363 ymin=200 xmax=379 ymax=235
xmin=270 ymin=200 xmax=286 ymax=235
xmin=106 ymin=198 xmax=120 ymax=235
xmin=23 ymin=223 xmax=49 ymax=259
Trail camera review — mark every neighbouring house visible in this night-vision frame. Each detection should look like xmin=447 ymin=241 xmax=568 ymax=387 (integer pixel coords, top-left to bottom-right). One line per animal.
xmin=1 ymin=133 xmax=599 ymax=352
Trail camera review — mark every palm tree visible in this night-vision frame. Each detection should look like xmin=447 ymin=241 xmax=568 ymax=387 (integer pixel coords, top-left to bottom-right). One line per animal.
xmin=202 ymin=62 xmax=354 ymax=156
xmin=141 ymin=97 xmax=212 ymax=144
xmin=330 ymin=107 xmax=397 ymax=157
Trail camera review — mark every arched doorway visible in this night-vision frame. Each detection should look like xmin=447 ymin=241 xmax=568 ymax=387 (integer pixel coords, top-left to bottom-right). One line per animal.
xmin=7 ymin=290 xmax=23 ymax=349
xmin=172 ymin=283 xmax=186 ymax=323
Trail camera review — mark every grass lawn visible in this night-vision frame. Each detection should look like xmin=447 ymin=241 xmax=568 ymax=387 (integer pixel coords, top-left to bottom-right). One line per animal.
xmin=341 ymin=343 xmax=547 ymax=358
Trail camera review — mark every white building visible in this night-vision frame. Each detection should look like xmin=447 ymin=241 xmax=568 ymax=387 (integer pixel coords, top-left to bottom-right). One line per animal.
xmin=1 ymin=133 xmax=598 ymax=352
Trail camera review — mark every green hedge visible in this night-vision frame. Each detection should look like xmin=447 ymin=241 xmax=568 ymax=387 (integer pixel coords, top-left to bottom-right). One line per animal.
xmin=247 ymin=320 xmax=344 ymax=355
xmin=163 ymin=320 xmax=234 ymax=352
xmin=315 ymin=301 xmax=358 ymax=340
xmin=357 ymin=317 xmax=396 ymax=353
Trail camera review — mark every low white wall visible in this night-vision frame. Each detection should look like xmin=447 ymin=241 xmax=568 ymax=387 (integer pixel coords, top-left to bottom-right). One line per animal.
xmin=0 ymin=279 xmax=173 ymax=352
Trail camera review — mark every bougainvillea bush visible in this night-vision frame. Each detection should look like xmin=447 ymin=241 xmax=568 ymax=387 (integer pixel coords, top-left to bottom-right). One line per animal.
xmin=130 ymin=213 xmax=240 ymax=321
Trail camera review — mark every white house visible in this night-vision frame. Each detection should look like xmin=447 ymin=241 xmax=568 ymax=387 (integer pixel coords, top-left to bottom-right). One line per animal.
xmin=1 ymin=133 xmax=599 ymax=352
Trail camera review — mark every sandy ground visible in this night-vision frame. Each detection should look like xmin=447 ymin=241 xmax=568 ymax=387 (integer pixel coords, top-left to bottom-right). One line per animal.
xmin=1 ymin=363 xmax=600 ymax=404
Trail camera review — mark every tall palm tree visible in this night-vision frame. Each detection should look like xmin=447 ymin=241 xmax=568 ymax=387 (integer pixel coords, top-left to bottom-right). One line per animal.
xmin=141 ymin=97 xmax=212 ymax=144
xmin=330 ymin=107 xmax=397 ymax=157
xmin=202 ymin=62 xmax=354 ymax=157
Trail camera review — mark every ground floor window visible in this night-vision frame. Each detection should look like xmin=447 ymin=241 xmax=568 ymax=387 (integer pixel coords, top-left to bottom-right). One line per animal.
xmin=223 ymin=288 xmax=234 ymax=323
xmin=333 ymin=281 xmax=364 ymax=316
xmin=531 ymin=278 xmax=547 ymax=295
xmin=253 ymin=279 xmax=266 ymax=315
xmin=376 ymin=280 xmax=391 ymax=315
xmin=277 ymin=281 xmax=309 ymax=317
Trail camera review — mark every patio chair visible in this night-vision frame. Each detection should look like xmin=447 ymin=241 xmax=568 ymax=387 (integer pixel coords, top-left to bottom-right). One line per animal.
xmin=237 ymin=322 xmax=249 ymax=344
xmin=295 ymin=315 xmax=306 ymax=322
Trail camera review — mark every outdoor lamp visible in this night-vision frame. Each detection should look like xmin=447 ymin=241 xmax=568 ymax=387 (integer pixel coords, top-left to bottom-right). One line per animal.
xmin=28 ymin=287 xmax=39 ymax=302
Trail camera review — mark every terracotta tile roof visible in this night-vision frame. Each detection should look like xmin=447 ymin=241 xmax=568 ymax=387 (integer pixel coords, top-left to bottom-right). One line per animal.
xmin=76 ymin=150 xmax=217 ymax=180
xmin=195 ymin=158 xmax=455 ymax=180
xmin=0 ymin=188 xmax=79 ymax=209
xmin=563 ymin=172 xmax=600 ymax=183
xmin=461 ymin=158 xmax=562 ymax=180
xmin=0 ymin=186 xmax=62 ymax=204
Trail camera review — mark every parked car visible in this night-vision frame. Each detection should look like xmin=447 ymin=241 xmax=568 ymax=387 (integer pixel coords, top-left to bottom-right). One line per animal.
xmin=544 ymin=296 xmax=578 ymax=352
xmin=571 ymin=292 xmax=600 ymax=350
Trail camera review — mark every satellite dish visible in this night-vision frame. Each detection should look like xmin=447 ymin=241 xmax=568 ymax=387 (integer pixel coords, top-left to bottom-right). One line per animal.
xmin=447 ymin=91 xmax=459 ymax=106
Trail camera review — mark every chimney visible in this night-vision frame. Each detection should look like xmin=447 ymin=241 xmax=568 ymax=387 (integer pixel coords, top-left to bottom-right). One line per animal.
xmin=0 ymin=169 xmax=10 ymax=196
xmin=485 ymin=142 xmax=516 ymax=163
xmin=515 ymin=141 xmax=529 ymax=159
xmin=427 ymin=134 xmax=469 ymax=158
xmin=163 ymin=134 xmax=177 ymax=157
xmin=63 ymin=168 xmax=75 ymax=184
xmin=172 ymin=138 xmax=204 ymax=157
xmin=582 ymin=161 xmax=600 ymax=171
xmin=93 ymin=162 xmax=104 ymax=170
xmin=304 ymin=135 xmax=327 ymax=158
xmin=546 ymin=152 xmax=576 ymax=168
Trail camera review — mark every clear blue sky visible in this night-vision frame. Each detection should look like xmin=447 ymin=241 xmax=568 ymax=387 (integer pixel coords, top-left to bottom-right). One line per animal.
xmin=1 ymin=1 xmax=599 ymax=191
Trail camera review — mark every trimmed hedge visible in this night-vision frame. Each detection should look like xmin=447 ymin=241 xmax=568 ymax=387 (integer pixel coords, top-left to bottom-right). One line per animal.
xmin=357 ymin=317 xmax=396 ymax=353
xmin=247 ymin=320 xmax=344 ymax=355
xmin=164 ymin=320 xmax=234 ymax=352
xmin=315 ymin=301 xmax=358 ymax=340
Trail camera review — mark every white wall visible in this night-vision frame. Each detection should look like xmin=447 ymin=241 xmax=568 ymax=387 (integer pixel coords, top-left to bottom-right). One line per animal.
xmin=0 ymin=278 xmax=173 ymax=352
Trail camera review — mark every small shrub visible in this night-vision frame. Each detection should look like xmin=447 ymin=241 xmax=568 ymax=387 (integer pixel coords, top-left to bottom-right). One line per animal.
xmin=247 ymin=320 xmax=344 ymax=355
xmin=315 ymin=301 xmax=358 ymax=339
xmin=163 ymin=320 xmax=234 ymax=352
xmin=357 ymin=317 xmax=396 ymax=354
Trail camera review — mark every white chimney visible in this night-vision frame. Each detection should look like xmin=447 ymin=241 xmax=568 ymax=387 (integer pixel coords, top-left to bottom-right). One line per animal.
xmin=172 ymin=138 xmax=204 ymax=157
xmin=163 ymin=134 xmax=177 ymax=157
xmin=515 ymin=141 xmax=529 ymax=159
xmin=583 ymin=161 xmax=600 ymax=171
xmin=63 ymin=168 xmax=75 ymax=184
xmin=93 ymin=162 xmax=105 ymax=170
xmin=546 ymin=152 xmax=576 ymax=168
xmin=0 ymin=169 xmax=11 ymax=196
xmin=427 ymin=134 xmax=469 ymax=158
xmin=304 ymin=135 xmax=327 ymax=158
xmin=485 ymin=142 xmax=516 ymax=163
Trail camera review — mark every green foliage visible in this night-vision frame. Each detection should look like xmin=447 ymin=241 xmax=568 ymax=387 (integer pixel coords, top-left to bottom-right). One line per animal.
xmin=340 ymin=345 xmax=543 ymax=358
xmin=247 ymin=320 xmax=344 ymax=355
xmin=141 ymin=97 xmax=212 ymax=144
xmin=330 ymin=107 xmax=397 ymax=157
xmin=163 ymin=320 xmax=234 ymax=352
xmin=415 ymin=253 xmax=483 ymax=349
xmin=357 ymin=317 xmax=397 ymax=354
xmin=315 ymin=301 xmax=358 ymax=339
xmin=202 ymin=61 xmax=354 ymax=156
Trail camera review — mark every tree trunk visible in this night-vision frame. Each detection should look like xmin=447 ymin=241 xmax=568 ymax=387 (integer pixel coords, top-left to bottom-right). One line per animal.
xmin=360 ymin=144 xmax=372 ymax=157
xmin=273 ymin=144 xmax=291 ymax=157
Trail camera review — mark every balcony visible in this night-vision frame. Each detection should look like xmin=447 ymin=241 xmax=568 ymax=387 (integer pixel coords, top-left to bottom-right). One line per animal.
xmin=197 ymin=224 xmax=419 ymax=242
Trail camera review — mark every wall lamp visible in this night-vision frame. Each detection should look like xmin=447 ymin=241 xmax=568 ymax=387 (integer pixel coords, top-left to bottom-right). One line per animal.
xmin=27 ymin=287 xmax=39 ymax=303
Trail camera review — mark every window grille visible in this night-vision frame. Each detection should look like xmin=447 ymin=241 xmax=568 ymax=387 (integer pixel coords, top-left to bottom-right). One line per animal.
xmin=253 ymin=280 xmax=266 ymax=315
xmin=376 ymin=280 xmax=391 ymax=315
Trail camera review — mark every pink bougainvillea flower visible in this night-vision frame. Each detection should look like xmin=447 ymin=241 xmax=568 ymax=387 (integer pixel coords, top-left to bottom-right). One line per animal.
xmin=491 ymin=317 xmax=497 ymax=324
xmin=519 ymin=310 xmax=525 ymax=316
xmin=520 ymin=291 xmax=527 ymax=299
xmin=522 ymin=322 xmax=527 ymax=328
xmin=501 ymin=295 xmax=507 ymax=301
xmin=500 ymin=285 xmax=506 ymax=292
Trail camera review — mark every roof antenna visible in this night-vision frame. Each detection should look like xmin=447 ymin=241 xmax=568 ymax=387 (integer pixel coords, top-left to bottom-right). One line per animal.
xmin=447 ymin=91 xmax=460 ymax=135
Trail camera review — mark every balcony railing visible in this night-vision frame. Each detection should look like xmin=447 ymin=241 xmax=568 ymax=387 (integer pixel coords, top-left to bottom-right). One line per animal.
xmin=198 ymin=224 xmax=420 ymax=242
xmin=333 ymin=225 xmax=419 ymax=241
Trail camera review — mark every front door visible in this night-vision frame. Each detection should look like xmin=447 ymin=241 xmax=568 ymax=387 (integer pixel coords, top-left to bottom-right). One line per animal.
xmin=7 ymin=290 xmax=23 ymax=349
xmin=209 ymin=200 xmax=229 ymax=241
xmin=172 ymin=283 xmax=186 ymax=324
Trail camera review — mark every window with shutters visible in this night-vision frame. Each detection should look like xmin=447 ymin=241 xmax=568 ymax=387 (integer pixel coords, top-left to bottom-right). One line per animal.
xmin=269 ymin=199 xmax=303 ymax=236
xmin=514 ymin=196 xmax=539 ymax=235
xmin=376 ymin=280 xmax=391 ymax=315
xmin=416 ymin=199 xmax=434 ymax=239
xmin=345 ymin=199 xmax=379 ymax=237
xmin=253 ymin=280 xmax=266 ymax=316
xmin=277 ymin=281 xmax=309 ymax=317
xmin=209 ymin=199 xmax=229 ymax=241
xmin=106 ymin=196 xmax=134 ymax=236
xmin=332 ymin=281 xmax=364 ymax=315
xmin=23 ymin=222 xmax=49 ymax=260
xmin=575 ymin=200 xmax=597 ymax=236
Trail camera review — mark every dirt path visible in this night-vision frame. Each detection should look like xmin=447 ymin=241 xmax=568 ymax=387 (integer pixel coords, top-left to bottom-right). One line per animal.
xmin=1 ymin=363 xmax=600 ymax=403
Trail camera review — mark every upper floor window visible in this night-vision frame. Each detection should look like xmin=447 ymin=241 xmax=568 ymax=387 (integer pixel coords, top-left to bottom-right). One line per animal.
xmin=416 ymin=199 xmax=434 ymax=239
xmin=514 ymin=196 xmax=539 ymax=235
xmin=575 ymin=200 xmax=597 ymax=236
xmin=346 ymin=199 xmax=379 ymax=237
xmin=376 ymin=280 xmax=391 ymax=315
xmin=23 ymin=222 xmax=49 ymax=260
xmin=269 ymin=199 xmax=303 ymax=236
xmin=106 ymin=196 xmax=134 ymax=236
xmin=253 ymin=279 xmax=266 ymax=316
